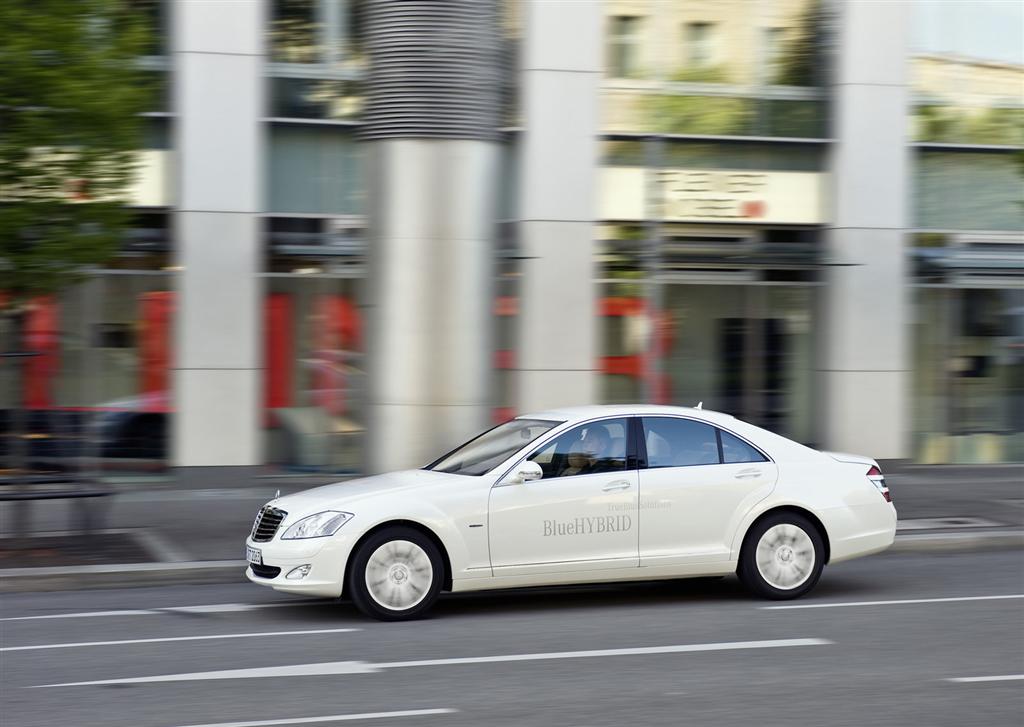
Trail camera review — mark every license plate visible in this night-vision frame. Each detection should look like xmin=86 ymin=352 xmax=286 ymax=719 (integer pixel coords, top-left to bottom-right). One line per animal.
xmin=246 ymin=546 xmax=263 ymax=566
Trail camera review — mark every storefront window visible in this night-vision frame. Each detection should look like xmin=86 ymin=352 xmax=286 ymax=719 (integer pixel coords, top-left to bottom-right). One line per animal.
xmin=914 ymin=286 xmax=1024 ymax=463
xmin=598 ymin=131 xmax=822 ymax=443
xmin=597 ymin=222 xmax=818 ymax=445
xmin=262 ymin=219 xmax=366 ymax=473
xmin=0 ymin=236 xmax=176 ymax=475
xmin=261 ymin=216 xmax=521 ymax=471
xmin=494 ymin=223 xmax=520 ymax=423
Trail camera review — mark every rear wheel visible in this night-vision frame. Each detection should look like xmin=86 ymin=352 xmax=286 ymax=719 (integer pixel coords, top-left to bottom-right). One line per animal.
xmin=738 ymin=512 xmax=824 ymax=600
xmin=347 ymin=526 xmax=443 ymax=621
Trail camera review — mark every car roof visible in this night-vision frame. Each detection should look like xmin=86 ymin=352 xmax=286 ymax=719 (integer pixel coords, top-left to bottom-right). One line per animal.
xmin=518 ymin=404 xmax=736 ymax=425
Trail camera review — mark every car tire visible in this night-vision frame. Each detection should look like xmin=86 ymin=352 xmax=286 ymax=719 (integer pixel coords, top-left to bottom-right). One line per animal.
xmin=347 ymin=526 xmax=444 ymax=621
xmin=738 ymin=512 xmax=824 ymax=600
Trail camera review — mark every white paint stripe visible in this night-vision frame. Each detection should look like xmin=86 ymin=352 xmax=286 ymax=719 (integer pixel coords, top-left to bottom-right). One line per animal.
xmin=171 ymin=709 xmax=457 ymax=727
xmin=1 ymin=601 xmax=321 ymax=621
xmin=2 ymin=628 xmax=358 ymax=652
xmin=947 ymin=675 xmax=1024 ymax=684
xmin=1 ymin=609 xmax=160 ymax=620
xmin=762 ymin=594 xmax=1024 ymax=610
xmin=37 ymin=661 xmax=379 ymax=686
xmin=374 ymin=638 xmax=830 ymax=669
xmin=33 ymin=638 xmax=829 ymax=687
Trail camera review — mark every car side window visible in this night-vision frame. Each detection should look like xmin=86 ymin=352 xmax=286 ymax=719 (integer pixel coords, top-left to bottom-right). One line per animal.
xmin=527 ymin=418 xmax=628 ymax=479
xmin=642 ymin=417 xmax=720 ymax=468
xmin=719 ymin=429 xmax=767 ymax=463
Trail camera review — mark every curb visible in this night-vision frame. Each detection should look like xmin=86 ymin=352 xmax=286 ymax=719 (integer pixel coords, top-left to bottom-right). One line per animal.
xmin=2 ymin=531 xmax=1022 ymax=594
xmin=0 ymin=560 xmax=246 ymax=593
xmin=887 ymin=529 xmax=1024 ymax=554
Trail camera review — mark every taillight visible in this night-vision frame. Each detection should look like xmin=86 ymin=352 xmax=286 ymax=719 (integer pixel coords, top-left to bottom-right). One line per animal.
xmin=867 ymin=465 xmax=891 ymax=502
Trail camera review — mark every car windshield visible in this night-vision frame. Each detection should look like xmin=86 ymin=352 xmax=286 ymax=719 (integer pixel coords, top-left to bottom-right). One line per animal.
xmin=425 ymin=418 xmax=561 ymax=476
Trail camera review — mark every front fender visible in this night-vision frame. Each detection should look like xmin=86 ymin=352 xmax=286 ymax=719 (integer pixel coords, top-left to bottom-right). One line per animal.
xmin=342 ymin=485 xmax=491 ymax=584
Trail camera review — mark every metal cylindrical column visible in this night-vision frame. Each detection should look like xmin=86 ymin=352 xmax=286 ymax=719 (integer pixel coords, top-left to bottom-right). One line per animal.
xmin=362 ymin=0 xmax=502 ymax=471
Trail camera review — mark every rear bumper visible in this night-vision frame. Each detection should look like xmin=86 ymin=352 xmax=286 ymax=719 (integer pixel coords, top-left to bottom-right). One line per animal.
xmin=827 ymin=502 xmax=897 ymax=564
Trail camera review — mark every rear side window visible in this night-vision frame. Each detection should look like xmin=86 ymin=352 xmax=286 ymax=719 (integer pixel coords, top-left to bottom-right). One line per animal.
xmin=642 ymin=417 xmax=720 ymax=468
xmin=719 ymin=429 xmax=768 ymax=463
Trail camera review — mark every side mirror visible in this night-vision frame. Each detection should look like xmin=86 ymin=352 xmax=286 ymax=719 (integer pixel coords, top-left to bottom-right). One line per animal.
xmin=507 ymin=460 xmax=543 ymax=484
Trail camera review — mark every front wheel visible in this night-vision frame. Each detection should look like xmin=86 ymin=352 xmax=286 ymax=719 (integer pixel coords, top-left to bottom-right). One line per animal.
xmin=347 ymin=527 xmax=443 ymax=621
xmin=738 ymin=513 xmax=824 ymax=600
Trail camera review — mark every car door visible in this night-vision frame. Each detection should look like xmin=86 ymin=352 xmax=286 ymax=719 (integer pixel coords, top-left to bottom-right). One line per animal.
xmin=489 ymin=417 xmax=639 ymax=577
xmin=637 ymin=416 xmax=777 ymax=566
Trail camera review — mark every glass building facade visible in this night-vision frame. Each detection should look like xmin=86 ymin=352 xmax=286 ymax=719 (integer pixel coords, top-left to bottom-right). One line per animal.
xmin=596 ymin=0 xmax=830 ymax=446
xmin=5 ymin=0 xmax=1021 ymax=478
xmin=907 ymin=0 xmax=1024 ymax=462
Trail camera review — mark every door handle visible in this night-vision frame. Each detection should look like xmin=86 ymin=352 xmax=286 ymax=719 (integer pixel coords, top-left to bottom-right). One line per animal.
xmin=602 ymin=480 xmax=632 ymax=492
xmin=734 ymin=468 xmax=762 ymax=480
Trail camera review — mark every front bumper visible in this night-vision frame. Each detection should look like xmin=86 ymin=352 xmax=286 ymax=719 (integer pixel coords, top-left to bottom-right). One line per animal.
xmin=244 ymin=531 xmax=356 ymax=598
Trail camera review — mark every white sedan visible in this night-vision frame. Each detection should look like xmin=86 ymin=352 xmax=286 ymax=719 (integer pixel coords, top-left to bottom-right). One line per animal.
xmin=245 ymin=405 xmax=896 ymax=620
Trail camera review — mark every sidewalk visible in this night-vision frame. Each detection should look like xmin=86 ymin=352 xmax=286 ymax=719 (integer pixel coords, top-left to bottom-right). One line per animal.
xmin=1 ymin=464 xmax=1021 ymax=592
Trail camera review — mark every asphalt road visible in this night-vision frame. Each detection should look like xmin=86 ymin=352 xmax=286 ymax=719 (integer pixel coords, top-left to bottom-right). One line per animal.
xmin=2 ymin=550 xmax=1022 ymax=727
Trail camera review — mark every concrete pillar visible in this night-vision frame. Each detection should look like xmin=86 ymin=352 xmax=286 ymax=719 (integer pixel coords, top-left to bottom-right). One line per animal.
xmin=172 ymin=1 xmax=263 ymax=466
xmin=515 ymin=1 xmax=603 ymax=413
xmin=362 ymin=1 xmax=501 ymax=471
xmin=821 ymin=0 xmax=910 ymax=458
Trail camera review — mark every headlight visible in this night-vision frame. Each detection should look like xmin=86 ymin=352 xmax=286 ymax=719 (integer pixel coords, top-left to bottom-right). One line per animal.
xmin=281 ymin=511 xmax=354 ymax=540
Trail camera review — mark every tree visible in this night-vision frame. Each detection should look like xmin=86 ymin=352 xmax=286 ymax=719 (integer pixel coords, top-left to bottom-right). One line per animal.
xmin=0 ymin=0 xmax=151 ymax=477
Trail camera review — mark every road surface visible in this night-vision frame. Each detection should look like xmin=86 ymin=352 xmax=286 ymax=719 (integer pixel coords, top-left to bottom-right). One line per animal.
xmin=2 ymin=549 xmax=1022 ymax=726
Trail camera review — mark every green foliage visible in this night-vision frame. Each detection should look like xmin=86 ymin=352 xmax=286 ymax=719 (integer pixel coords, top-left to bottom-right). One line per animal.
xmin=669 ymin=66 xmax=733 ymax=84
xmin=645 ymin=93 xmax=754 ymax=136
xmin=773 ymin=0 xmax=826 ymax=87
xmin=916 ymin=105 xmax=1024 ymax=146
xmin=0 ymin=0 xmax=152 ymax=309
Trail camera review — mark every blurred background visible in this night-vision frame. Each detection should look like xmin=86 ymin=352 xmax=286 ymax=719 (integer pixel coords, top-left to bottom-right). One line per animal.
xmin=1 ymin=0 xmax=1022 ymax=489
xmin=1 ymin=6 xmax=1022 ymax=726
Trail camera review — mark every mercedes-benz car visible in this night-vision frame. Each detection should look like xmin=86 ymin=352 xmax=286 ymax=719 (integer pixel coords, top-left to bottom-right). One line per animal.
xmin=245 ymin=405 xmax=896 ymax=620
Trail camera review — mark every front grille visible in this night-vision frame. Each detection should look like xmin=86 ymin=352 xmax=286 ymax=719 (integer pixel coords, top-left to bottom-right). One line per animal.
xmin=251 ymin=506 xmax=287 ymax=542
xmin=249 ymin=563 xmax=281 ymax=579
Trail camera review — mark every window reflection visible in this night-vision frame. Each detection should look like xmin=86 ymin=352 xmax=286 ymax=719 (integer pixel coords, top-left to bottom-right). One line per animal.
xmin=270 ymin=0 xmax=319 ymax=64
xmin=914 ymin=287 xmax=1024 ymax=463
xmin=911 ymin=0 xmax=1024 ymax=144
xmin=0 ymin=242 xmax=175 ymax=474
xmin=263 ymin=222 xmax=366 ymax=473
xmin=602 ymin=0 xmax=830 ymax=137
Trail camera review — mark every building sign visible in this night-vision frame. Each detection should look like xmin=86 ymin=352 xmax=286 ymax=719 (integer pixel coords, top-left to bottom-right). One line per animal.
xmin=600 ymin=167 xmax=825 ymax=224
xmin=57 ymin=150 xmax=173 ymax=207
xmin=129 ymin=150 xmax=173 ymax=207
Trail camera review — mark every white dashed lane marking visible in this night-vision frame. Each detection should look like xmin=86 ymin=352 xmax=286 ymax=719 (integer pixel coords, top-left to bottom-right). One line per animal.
xmin=33 ymin=638 xmax=831 ymax=687
xmin=947 ymin=674 xmax=1024 ymax=684
xmin=0 ymin=601 xmax=324 ymax=621
xmin=1 ymin=628 xmax=359 ymax=652
xmin=169 ymin=709 xmax=458 ymax=726
xmin=761 ymin=594 xmax=1024 ymax=610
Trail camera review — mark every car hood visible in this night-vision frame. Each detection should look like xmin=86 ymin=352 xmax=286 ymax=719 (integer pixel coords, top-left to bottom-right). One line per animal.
xmin=266 ymin=469 xmax=455 ymax=517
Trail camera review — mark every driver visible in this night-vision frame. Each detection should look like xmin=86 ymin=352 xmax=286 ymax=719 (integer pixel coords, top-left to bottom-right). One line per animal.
xmin=579 ymin=426 xmax=612 ymax=473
